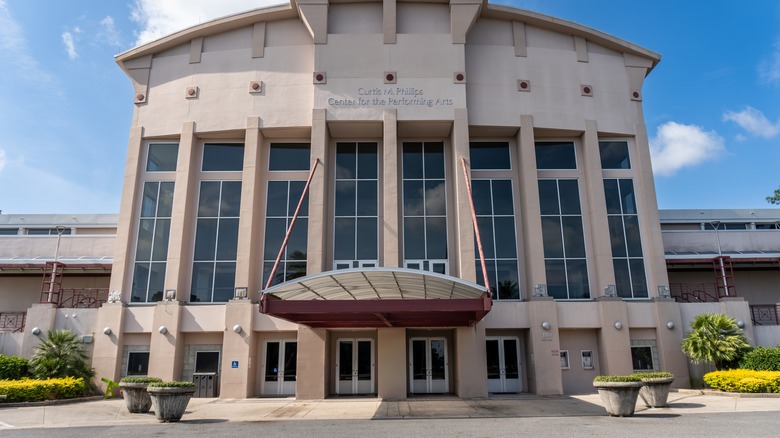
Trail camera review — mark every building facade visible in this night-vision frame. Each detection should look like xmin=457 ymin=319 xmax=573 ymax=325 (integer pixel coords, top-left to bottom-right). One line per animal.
xmin=8 ymin=0 xmax=771 ymax=398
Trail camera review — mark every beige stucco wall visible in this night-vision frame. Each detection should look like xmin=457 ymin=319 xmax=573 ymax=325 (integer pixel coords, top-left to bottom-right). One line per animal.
xmin=0 ymin=235 xmax=115 ymax=258
xmin=559 ymin=329 xmax=599 ymax=394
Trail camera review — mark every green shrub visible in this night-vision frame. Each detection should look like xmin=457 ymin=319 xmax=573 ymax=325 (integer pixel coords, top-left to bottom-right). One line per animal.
xmin=0 ymin=355 xmax=30 ymax=380
xmin=704 ymin=369 xmax=780 ymax=393
xmin=0 ymin=377 xmax=87 ymax=402
xmin=739 ymin=346 xmax=780 ymax=371
xmin=633 ymin=372 xmax=674 ymax=379
xmin=148 ymin=381 xmax=195 ymax=388
xmin=119 ymin=377 xmax=163 ymax=384
xmin=593 ymin=375 xmax=642 ymax=383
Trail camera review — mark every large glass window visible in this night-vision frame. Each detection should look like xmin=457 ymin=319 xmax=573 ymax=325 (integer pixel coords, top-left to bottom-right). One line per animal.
xmin=470 ymin=142 xmax=510 ymax=170
xmin=604 ymin=178 xmax=648 ymax=298
xmin=202 ymin=143 xmax=244 ymax=172
xmin=190 ymin=181 xmax=241 ymax=302
xmin=27 ymin=228 xmax=72 ymax=235
xmin=131 ymin=181 xmax=174 ymax=302
xmin=269 ymin=143 xmax=310 ymax=171
xmin=127 ymin=352 xmax=150 ymax=376
xmin=146 ymin=143 xmax=179 ymax=172
xmin=402 ymin=142 xmax=447 ymax=274
xmin=538 ymin=179 xmax=590 ymax=299
xmin=473 ymin=179 xmax=519 ymax=300
xmin=599 ymin=141 xmax=631 ymax=170
xmin=535 ymin=142 xmax=576 ymax=170
xmin=263 ymin=181 xmax=309 ymax=287
xmin=334 ymin=142 xmax=378 ymax=269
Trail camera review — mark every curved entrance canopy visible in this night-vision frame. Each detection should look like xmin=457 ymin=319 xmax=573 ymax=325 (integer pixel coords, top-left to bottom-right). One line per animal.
xmin=259 ymin=268 xmax=491 ymax=328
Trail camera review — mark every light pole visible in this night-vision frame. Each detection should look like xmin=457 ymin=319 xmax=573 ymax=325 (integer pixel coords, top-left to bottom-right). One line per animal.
xmin=46 ymin=226 xmax=68 ymax=303
xmin=710 ymin=221 xmax=729 ymax=297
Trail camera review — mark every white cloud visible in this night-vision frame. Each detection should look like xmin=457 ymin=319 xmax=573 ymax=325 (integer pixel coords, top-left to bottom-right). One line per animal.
xmin=649 ymin=121 xmax=726 ymax=176
xmin=759 ymin=39 xmax=780 ymax=85
xmin=130 ymin=0 xmax=286 ymax=45
xmin=99 ymin=16 xmax=122 ymax=47
xmin=62 ymin=31 xmax=77 ymax=60
xmin=0 ymin=148 xmax=6 ymax=174
xmin=722 ymin=106 xmax=780 ymax=139
xmin=0 ymin=1 xmax=55 ymax=83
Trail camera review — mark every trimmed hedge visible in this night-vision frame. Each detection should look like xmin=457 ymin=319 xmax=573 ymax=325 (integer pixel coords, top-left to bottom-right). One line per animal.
xmin=704 ymin=369 xmax=780 ymax=393
xmin=593 ymin=375 xmax=642 ymax=383
xmin=119 ymin=377 xmax=162 ymax=384
xmin=0 ymin=377 xmax=87 ymax=402
xmin=0 ymin=355 xmax=30 ymax=380
xmin=739 ymin=347 xmax=780 ymax=371
xmin=148 ymin=381 xmax=195 ymax=388
xmin=633 ymin=372 xmax=673 ymax=379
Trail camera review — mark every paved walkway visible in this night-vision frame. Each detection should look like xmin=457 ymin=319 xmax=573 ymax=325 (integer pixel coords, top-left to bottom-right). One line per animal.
xmin=2 ymin=392 xmax=779 ymax=430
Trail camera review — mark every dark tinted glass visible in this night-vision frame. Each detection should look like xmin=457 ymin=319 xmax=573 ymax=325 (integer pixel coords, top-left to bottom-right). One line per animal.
xmin=426 ymin=217 xmax=447 ymax=259
xmin=472 ymin=180 xmax=492 ymax=215
xmin=286 ymin=218 xmax=308 ymax=260
xmin=619 ymin=179 xmax=636 ymax=214
xmin=494 ymin=217 xmax=517 ymax=258
xmin=613 ymin=259 xmax=631 ymax=298
xmin=561 ymin=216 xmax=585 ymax=258
xmin=195 ymin=351 xmax=220 ymax=373
xmin=403 ymin=180 xmax=424 ymax=215
xmin=127 ymin=352 xmax=150 ymax=376
xmin=629 ymin=260 xmax=648 ymax=297
xmin=203 ymin=144 xmax=244 ymax=171
xmin=535 ymin=142 xmax=576 ymax=169
xmin=496 ymin=260 xmax=519 ymax=299
xmin=425 ymin=180 xmax=446 ymax=215
xmin=599 ymin=141 xmax=631 ymax=169
xmin=135 ymin=219 xmax=154 ymax=261
xmin=266 ymin=181 xmax=288 ymax=217
xmin=538 ymin=180 xmax=559 ymax=215
xmin=335 ymin=181 xmax=356 ymax=216
xmin=356 ymin=218 xmax=377 ymax=259
xmin=0 ymin=229 xmax=18 ymax=235
xmin=288 ymin=181 xmax=309 ymax=216
xmin=545 ymin=260 xmax=567 ymax=299
xmin=476 ymin=216 xmax=495 ymax=257
xmin=213 ymin=262 xmax=236 ymax=302
xmin=190 ymin=262 xmax=214 ymax=302
xmin=402 ymin=142 xmax=423 ymax=179
xmin=131 ymin=263 xmax=149 ymax=302
xmin=607 ymin=216 xmax=627 ymax=257
xmin=193 ymin=219 xmax=217 ymax=260
xmin=263 ymin=218 xmax=286 ymax=259
xmin=336 ymin=143 xmax=357 ymax=179
xmin=151 ymin=219 xmax=170 ymax=261
xmin=141 ymin=182 xmax=158 ymax=218
xmin=491 ymin=180 xmax=514 ymax=216
xmin=631 ymin=346 xmax=653 ymax=370
xmin=157 ymin=182 xmax=175 ymax=217
xmin=270 ymin=143 xmax=310 ymax=171
xmin=566 ymin=259 xmax=590 ymax=298
xmin=603 ymin=179 xmax=621 ymax=214
xmin=624 ymin=216 xmax=643 ymax=257
xmin=541 ymin=217 xmax=563 ymax=258
xmin=220 ymin=181 xmax=242 ymax=217
xmin=357 ymin=143 xmax=377 ymax=179
xmin=197 ymin=182 xmax=221 ymax=217
xmin=558 ymin=180 xmax=581 ymax=215
xmin=146 ymin=143 xmax=178 ymax=172
xmin=334 ymin=218 xmax=356 ymax=260
xmin=424 ymin=142 xmax=445 ymax=178
xmin=356 ymin=181 xmax=377 ymax=216
xmin=404 ymin=217 xmax=425 ymax=259
xmin=216 ymin=218 xmax=239 ymax=260
xmin=147 ymin=263 xmax=166 ymax=302
xmin=470 ymin=142 xmax=510 ymax=170
xmin=475 ymin=259 xmax=497 ymax=294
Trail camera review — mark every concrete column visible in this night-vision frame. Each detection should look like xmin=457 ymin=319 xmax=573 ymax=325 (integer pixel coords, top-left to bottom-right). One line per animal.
xmin=581 ymin=120 xmax=614 ymax=296
xmin=454 ymin=324 xmax=488 ymax=398
xmin=382 ymin=109 xmax=400 ymax=268
xmin=720 ymin=297 xmax=755 ymax=343
xmin=307 ymin=109 xmax=329 ymax=275
xmin=20 ymin=303 xmax=58 ymax=358
xmin=164 ymin=122 xmax=199 ymax=297
xmin=377 ymin=327 xmax=405 ymax=399
xmin=235 ymin=118 xmax=263 ymax=295
xmin=296 ymin=326 xmax=328 ymax=399
xmin=92 ymin=303 xmax=126 ymax=391
xmin=110 ymin=126 xmax=145 ymax=298
xmin=452 ymin=108 xmax=475 ymax=281
xmin=632 ymin=122 xmax=670 ymax=296
xmin=220 ymin=299 xmax=256 ymax=397
xmin=148 ymin=301 xmax=184 ymax=381
xmin=652 ymin=299 xmax=690 ymax=387
xmin=526 ymin=298 xmax=562 ymax=395
xmin=596 ymin=298 xmax=632 ymax=376
xmin=516 ymin=116 xmax=546 ymax=293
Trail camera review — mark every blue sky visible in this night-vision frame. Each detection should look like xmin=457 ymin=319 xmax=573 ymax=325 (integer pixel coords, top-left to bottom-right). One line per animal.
xmin=0 ymin=0 xmax=778 ymax=214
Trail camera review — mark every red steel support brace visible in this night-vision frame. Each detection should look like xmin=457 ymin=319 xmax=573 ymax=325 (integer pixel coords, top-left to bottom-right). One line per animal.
xmin=460 ymin=157 xmax=491 ymax=298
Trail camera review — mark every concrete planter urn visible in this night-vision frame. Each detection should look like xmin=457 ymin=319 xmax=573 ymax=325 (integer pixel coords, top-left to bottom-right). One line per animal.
xmin=147 ymin=382 xmax=196 ymax=422
xmin=639 ymin=376 xmax=675 ymax=408
xmin=593 ymin=378 xmax=644 ymax=417
xmin=119 ymin=377 xmax=162 ymax=413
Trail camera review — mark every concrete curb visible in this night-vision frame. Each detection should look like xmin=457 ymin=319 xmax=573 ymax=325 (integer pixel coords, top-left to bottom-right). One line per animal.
xmin=676 ymin=389 xmax=780 ymax=398
xmin=0 ymin=395 xmax=106 ymax=409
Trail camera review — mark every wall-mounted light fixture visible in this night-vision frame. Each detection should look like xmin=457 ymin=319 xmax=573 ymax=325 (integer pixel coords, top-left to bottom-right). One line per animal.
xmin=533 ymin=284 xmax=548 ymax=297
xmin=159 ymin=326 xmax=168 ymax=334
xmin=233 ymin=324 xmax=242 ymax=334
xmin=604 ymin=285 xmax=617 ymax=297
xmin=165 ymin=290 xmax=176 ymax=301
xmin=31 ymin=327 xmax=41 ymax=336
xmin=541 ymin=321 xmax=551 ymax=331
xmin=614 ymin=321 xmax=623 ymax=330
xmin=737 ymin=320 xmax=745 ymax=329
xmin=658 ymin=285 xmax=671 ymax=298
xmin=234 ymin=287 xmax=248 ymax=299
xmin=666 ymin=321 xmax=675 ymax=330
xmin=103 ymin=327 xmax=112 ymax=335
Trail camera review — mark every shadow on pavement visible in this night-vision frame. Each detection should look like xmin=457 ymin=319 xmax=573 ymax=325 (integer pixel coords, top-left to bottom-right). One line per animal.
xmin=180 ymin=419 xmax=229 ymax=424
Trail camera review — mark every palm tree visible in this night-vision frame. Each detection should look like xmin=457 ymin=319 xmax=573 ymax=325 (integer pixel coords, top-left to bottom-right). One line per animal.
xmin=29 ymin=330 xmax=95 ymax=381
xmin=681 ymin=313 xmax=751 ymax=371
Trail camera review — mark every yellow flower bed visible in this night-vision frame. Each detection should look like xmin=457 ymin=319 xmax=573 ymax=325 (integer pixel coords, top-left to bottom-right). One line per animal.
xmin=704 ymin=370 xmax=780 ymax=393
xmin=0 ymin=377 xmax=87 ymax=402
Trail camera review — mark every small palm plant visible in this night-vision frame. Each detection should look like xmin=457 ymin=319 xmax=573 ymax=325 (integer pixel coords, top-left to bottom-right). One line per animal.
xmin=29 ymin=330 xmax=95 ymax=381
xmin=681 ymin=313 xmax=751 ymax=371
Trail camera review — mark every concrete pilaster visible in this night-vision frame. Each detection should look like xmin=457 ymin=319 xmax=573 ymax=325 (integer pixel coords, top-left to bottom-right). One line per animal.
xmin=454 ymin=324 xmax=488 ymax=398
xmin=20 ymin=303 xmax=58 ymax=358
xmin=516 ymin=116 xmax=546 ymax=293
xmin=596 ymin=298 xmax=632 ymax=376
xmin=92 ymin=303 xmax=126 ymax=391
xmin=307 ymin=109 xmax=329 ymax=275
xmin=235 ymin=118 xmax=263 ymax=296
xmin=382 ymin=109 xmax=400 ymax=268
xmin=452 ymin=108 xmax=475 ymax=281
xmin=377 ymin=327 xmax=406 ymax=399
xmin=220 ymin=299 xmax=256 ymax=397
xmin=148 ymin=301 xmax=184 ymax=381
xmin=296 ymin=326 xmax=328 ymax=399
xmin=652 ymin=299 xmax=690 ymax=387
xmin=526 ymin=298 xmax=562 ymax=395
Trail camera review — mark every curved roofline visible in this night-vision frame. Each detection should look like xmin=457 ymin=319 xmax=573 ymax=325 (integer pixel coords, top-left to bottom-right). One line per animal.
xmin=116 ymin=0 xmax=660 ymax=71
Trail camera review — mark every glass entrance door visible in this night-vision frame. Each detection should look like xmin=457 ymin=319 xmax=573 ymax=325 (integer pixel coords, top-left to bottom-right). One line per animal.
xmin=485 ymin=336 xmax=521 ymax=393
xmin=336 ymin=338 xmax=374 ymax=395
xmin=409 ymin=338 xmax=448 ymax=394
xmin=262 ymin=340 xmax=297 ymax=396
